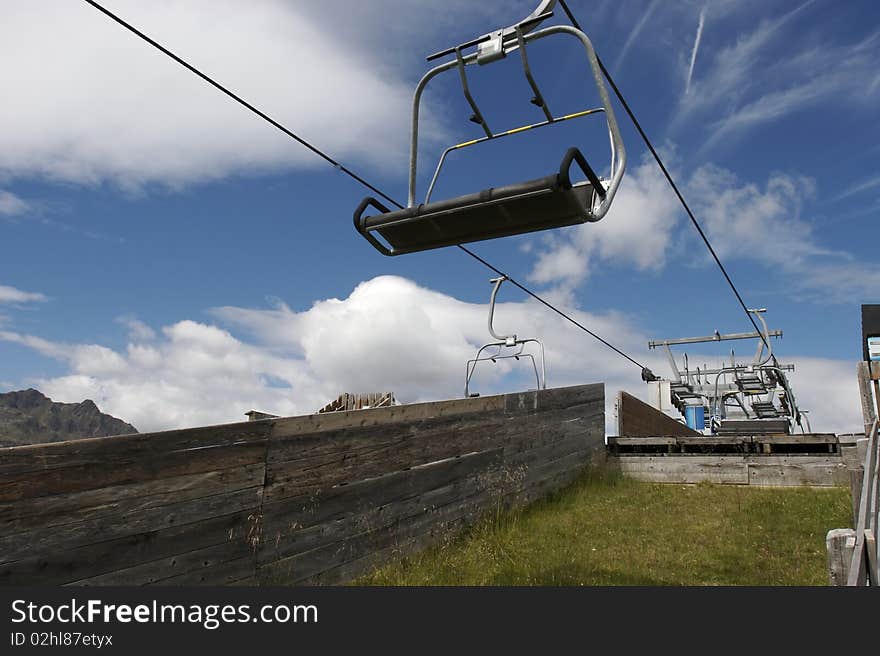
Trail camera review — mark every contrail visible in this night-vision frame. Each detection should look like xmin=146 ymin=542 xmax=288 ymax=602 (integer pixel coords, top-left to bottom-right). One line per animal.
xmin=613 ymin=0 xmax=660 ymax=73
xmin=685 ymin=6 xmax=707 ymax=95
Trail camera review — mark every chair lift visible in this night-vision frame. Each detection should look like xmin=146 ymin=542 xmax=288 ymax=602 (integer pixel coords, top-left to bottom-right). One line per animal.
xmin=354 ymin=0 xmax=626 ymax=256
xmin=648 ymin=310 xmax=810 ymax=435
xmin=465 ymin=276 xmax=546 ymax=397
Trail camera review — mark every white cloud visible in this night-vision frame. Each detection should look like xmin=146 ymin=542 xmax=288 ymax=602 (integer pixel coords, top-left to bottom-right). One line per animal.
xmin=0 ymin=276 xmax=656 ymax=434
xmin=526 ymin=155 xmax=880 ymax=301
xmin=116 ymin=315 xmax=156 ymax=342
xmin=785 ymin=357 xmax=862 ymax=436
xmin=527 ymin=153 xmax=684 ymax=288
xmin=0 ymin=285 xmax=47 ymax=305
xmin=1 ymin=276 xmax=860 ymax=436
xmin=0 ymin=190 xmax=30 ymax=216
xmin=0 ymin=0 xmax=454 ymax=188
xmin=687 ymin=165 xmax=880 ymax=300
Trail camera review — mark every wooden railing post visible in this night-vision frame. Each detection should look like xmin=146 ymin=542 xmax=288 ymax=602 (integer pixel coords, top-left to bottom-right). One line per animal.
xmin=826 ymin=528 xmax=856 ymax=586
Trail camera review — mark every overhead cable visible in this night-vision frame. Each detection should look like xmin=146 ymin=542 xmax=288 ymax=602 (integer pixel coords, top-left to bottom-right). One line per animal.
xmin=82 ymin=0 xmax=654 ymax=374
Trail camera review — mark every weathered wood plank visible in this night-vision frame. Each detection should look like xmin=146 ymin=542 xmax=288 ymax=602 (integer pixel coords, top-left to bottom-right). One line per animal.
xmin=152 ymin=556 xmax=255 ymax=586
xmin=506 ymin=433 xmax=597 ymax=471
xmin=0 ymin=486 xmax=262 ymax=565
xmin=227 ymin=576 xmax=259 ymax=586
xmin=746 ymin=457 xmax=850 ymax=487
xmin=0 ymin=510 xmax=254 ymax=585
xmin=613 ymin=455 xmax=749 ymax=484
xmin=0 ymin=463 xmax=265 ymax=534
xmin=259 ymin=450 xmax=502 ymax=555
xmin=267 ymin=412 xmax=503 ymax=465
xmin=826 ymin=528 xmax=857 ymax=586
xmin=263 ymin=422 xmax=501 ymax=501
xmin=857 ymin=362 xmax=877 ymax=435
xmin=616 ymin=391 xmax=700 ymax=437
xmin=261 ymin=471 xmax=486 ymax=565
xmin=0 ymin=442 xmax=267 ymax=501
xmin=0 ymin=422 xmax=272 ymax=476
xmin=865 ymin=529 xmax=878 ymax=585
xmin=297 ymin=490 xmax=499 ymax=586
xmin=268 ymin=395 xmax=505 ymax=441
xmin=533 ymin=383 xmax=604 ymax=413
xmin=264 ymin=402 xmax=601 ymax=503
xmin=609 ymin=437 xmax=680 ymax=447
xmin=0 ymin=383 xmax=605 ymax=585
xmin=757 ymin=434 xmax=838 ymax=445
xmin=69 ymin=540 xmax=253 ymax=586
xmin=258 ymin=488 xmax=494 ymax=585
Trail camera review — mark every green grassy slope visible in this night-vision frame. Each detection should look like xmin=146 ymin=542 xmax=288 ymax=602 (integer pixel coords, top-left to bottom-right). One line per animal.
xmin=360 ymin=470 xmax=851 ymax=586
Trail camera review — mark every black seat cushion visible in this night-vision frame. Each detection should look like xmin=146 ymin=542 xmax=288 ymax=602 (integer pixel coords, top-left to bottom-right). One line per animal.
xmin=361 ymin=174 xmax=594 ymax=254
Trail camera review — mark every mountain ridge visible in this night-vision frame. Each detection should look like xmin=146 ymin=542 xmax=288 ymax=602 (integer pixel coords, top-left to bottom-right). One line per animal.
xmin=0 ymin=388 xmax=138 ymax=447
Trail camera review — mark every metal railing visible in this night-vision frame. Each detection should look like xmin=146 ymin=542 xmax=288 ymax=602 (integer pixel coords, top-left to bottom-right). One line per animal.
xmin=827 ymin=361 xmax=880 ymax=585
xmin=847 ymin=416 xmax=879 ymax=585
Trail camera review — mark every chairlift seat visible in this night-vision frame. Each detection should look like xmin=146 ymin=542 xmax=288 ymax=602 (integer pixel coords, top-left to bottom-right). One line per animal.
xmin=355 ymin=147 xmax=605 ymax=256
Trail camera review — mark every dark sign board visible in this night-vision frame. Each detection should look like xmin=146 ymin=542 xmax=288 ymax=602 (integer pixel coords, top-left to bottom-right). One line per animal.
xmin=862 ymin=304 xmax=880 ymax=361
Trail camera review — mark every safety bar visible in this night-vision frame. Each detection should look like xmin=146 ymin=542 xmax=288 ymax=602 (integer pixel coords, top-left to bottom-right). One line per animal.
xmin=353 ymin=197 xmax=393 ymax=256
xmin=559 ymin=147 xmax=605 ymax=200
xmin=423 ymin=108 xmax=604 ymax=204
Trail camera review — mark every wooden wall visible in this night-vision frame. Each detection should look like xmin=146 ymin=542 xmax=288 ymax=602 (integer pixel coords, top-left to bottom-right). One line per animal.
xmin=616 ymin=390 xmax=700 ymax=437
xmin=0 ymin=383 xmax=604 ymax=586
xmin=608 ymin=435 xmax=850 ymax=487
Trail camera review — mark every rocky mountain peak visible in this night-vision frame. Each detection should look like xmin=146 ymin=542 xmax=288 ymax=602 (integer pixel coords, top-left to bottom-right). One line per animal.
xmin=0 ymin=389 xmax=138 ymax=447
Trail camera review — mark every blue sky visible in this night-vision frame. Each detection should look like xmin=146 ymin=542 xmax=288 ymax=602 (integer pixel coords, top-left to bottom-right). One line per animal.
xmin=0 ymin=0 xmax=877 ymax=433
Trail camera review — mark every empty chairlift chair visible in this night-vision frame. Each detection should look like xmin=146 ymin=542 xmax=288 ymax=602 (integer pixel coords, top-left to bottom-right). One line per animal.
xmin=465 ymin=276 xmax=546 ymax=398
xmin=354 ymin=0 xmax=626 ymax=256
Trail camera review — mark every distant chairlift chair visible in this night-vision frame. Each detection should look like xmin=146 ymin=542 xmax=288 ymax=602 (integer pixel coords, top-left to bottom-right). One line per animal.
xmin=465 ymin=276 xmax=546 ymax=397
xmin=354 ymin=0 xmax=626 ymax=256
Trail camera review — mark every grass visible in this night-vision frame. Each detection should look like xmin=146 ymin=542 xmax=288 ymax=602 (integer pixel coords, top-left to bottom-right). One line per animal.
xmin=358 ymin=469 xmax=852 ymax=586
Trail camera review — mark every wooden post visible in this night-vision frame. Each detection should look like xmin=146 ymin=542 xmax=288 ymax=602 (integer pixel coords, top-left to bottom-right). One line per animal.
xmin=857 ymin=362 xmax=877 ymax=436
xmin=826 ymin=528 xmax=857 ymax=586
xmin=850 ymin=468 xmax=864 ymax=528
xmin=866 ymin=529 xmax=878 ymax=585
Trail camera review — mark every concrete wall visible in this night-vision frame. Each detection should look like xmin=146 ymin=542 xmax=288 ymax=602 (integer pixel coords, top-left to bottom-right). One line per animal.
xmin=0 ymin=383 xmax=605 ymax=585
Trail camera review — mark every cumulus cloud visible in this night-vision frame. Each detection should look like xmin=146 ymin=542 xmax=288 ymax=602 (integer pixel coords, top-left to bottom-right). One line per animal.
xmin=785 ymin=357 xmax=862 ymax=436
xmin=0 ymin=285 xmax=47 ymax=305
xmin=0 ymin=0 xmax=456 ymax=188
xmin=0 ymin=276 xmax=860 ymax=436
xmin=0 ymin=276 xmax=656 ymax=433
xmin=528 ymin=153 xmax=683 ymax=288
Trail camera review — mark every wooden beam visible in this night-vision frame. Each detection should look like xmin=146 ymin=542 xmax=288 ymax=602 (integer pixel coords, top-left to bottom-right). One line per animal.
xmin=826 ymin=528 xmax=856 ymax=586
xmin=858 ymin=362 xmax=878 ymax=435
